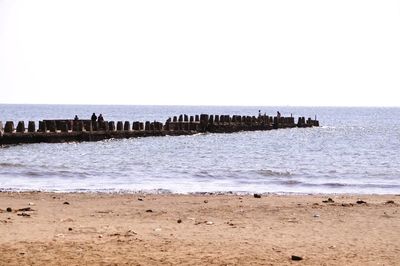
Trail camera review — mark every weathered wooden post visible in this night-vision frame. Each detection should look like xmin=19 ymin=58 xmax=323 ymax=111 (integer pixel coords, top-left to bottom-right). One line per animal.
xmin=60 ymin=121 xmax=69 ymax=132
xmin=73 ymin=121 xmax=83 ymax=132
xmin=97 ymin=121 xmax=104 ymax=131
xmin=38 ymin=121 xmax=46 ymax=132
xmin=214 ymin=115 xmax=219 ymax=124
xmin=133 ymin=121 xmax=140 ymax=131
xmin=169 ymin=121 xmax=175 ymax=131
xmin=145 ymin=121 xmax=150 ymax=131
xmin=173 ymin=116 xmax=177 ymax=122
xmin=178 ymin=115 xmax=183 ymax=122
xmin=220 ymin=115 xmax=225 ymax=124
xmin=195 ymin=115 xmax=200 ymax=122
xmin=27 ymin=121 xmax=35 ymax=133
xmin=189 ymin=116 xmax=194 ymax=122
xmin=227 ymin=115 xmax=232 ymax=124
xmin=297 ymin=117 xmax=301 ymax=127
xmin=209 ymin=115 xmax=214 ymax=124
xmin=165 ymin=118 xmax=172 ymax=127
xmin=48 ymin=120 xmax=57 ymax=132
xmin=117 ymin=121 xmax=123 ymax=131
xmin=84 ymin=121 xmax=93 ymax=132
xmin=78 ymin=121 xmax=84 ymax=131
xmin=139 ymin=122 xmax=144 ymax=130
xmin=92 ymin=121 xmax=98 ymax=131
xmin=108 ymin=121 xmax=116 ymax=131
xmin=247 ymin=116 xmax=252 ymax=125
xmin=273 ymin=116 xmax=278 ymax=128
xmin=72 ymin=120 xmax=78 ymax=132
xmin=103 ymin=121 xmax=109 ymax=131
xmin=164 ymin=121 xmax=170 ymax=131
xmin=199 ymin=114 xmax=209 ymax=131
xmin=124 ymin=121 xmax=131 ymax=131
xmin=5 ymin=121 xmax=15 ymax=133
xmin=297 ymin=117 xmax=305 ymax=127
xmin=16 ymin=121 xmax=25 ymax=133
xmin=184 ymin=115 xmax=188 ymax=122
xmin=0 ymin=121 xmax=3 ymax=137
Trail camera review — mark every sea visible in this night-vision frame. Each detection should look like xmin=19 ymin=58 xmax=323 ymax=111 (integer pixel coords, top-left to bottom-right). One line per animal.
xmin=0 ymin=104 xmax=399 ymax=194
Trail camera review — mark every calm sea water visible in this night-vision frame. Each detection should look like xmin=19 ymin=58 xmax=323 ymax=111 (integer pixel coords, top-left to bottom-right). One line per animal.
xmin=0 ymin=104 xmax=399 ymax=194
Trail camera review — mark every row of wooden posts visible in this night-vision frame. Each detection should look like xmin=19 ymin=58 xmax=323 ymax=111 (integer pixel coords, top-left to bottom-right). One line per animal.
xmin=0 ymin=113 xmax=319 ymax=144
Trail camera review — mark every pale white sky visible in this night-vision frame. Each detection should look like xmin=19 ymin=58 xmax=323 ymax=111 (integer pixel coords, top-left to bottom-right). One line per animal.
xmin=1 ymin=0 xmax=400 ymax=106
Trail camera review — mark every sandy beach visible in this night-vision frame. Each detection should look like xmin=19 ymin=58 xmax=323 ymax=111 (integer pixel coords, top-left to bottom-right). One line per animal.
xmin=0 ymin=192 xmax=399 ymax=265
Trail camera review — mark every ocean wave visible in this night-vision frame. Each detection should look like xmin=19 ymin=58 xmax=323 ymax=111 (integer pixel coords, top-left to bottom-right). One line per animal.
xmin=257 ymin=169 xmax=292 ymax=177
xmin=18 ymin=170 xmax=93 ymax=179
xmin=0 ymin=162 xmax=25 ymax=168
xmin=295 ymin=182 xmax=400 ymax=189
xmin=194 ymin=170 xmax=216 ymax=178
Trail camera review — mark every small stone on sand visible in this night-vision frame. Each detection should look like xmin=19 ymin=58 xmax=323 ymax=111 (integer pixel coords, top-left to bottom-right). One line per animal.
xmin=291 ymin=255 xmax=303 ymax=261
xmin=322 ymin=198 xmax=334 ymax=203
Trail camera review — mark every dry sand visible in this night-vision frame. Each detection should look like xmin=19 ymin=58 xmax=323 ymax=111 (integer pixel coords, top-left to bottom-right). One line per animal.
xmin=0 ymin=192 xmax=399 ymax=265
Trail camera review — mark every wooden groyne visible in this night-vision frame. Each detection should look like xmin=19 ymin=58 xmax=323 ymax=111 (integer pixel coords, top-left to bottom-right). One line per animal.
xmin=0 ymin=113 xmax=319 ymax=145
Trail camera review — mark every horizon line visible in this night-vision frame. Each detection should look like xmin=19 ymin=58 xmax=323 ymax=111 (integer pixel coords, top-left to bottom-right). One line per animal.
xmin=0 ymin=102 xmax=400 ymax=108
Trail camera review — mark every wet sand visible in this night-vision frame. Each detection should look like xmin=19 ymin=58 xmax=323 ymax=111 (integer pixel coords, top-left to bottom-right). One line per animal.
xmin=0 ymin=192 xmax=399 ymax=265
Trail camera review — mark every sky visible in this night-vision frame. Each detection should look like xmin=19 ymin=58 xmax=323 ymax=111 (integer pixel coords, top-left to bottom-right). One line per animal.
xmin=1 ymin=0 xmax=400 ymax=106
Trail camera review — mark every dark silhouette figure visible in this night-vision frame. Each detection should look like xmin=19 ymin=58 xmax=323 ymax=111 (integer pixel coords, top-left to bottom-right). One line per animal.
xmin=74 ymin=115 xmax=79 ymax=120
xmin=277 ymin=111 xmax=281 ymax=118
xmin=91 ymin=113 xmax=97 ymax=122
xmin=98 ymin=114 xmax=104 ymax=123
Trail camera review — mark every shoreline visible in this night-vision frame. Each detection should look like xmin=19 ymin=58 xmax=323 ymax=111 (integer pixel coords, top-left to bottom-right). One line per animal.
xmin=1 ymin=189 xmax=399 ymax=196
xmin=1 ymin=191 xmax=399 ymax=265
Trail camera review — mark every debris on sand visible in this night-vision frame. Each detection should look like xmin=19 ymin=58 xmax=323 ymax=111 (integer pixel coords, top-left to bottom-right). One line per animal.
xmin=291 ymin=255 xmax=303 ymax=261
xmin=322 ymin=198 xmax=334 ymax=203
xmin=17 ymin=207 xmax=34 ymax=212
